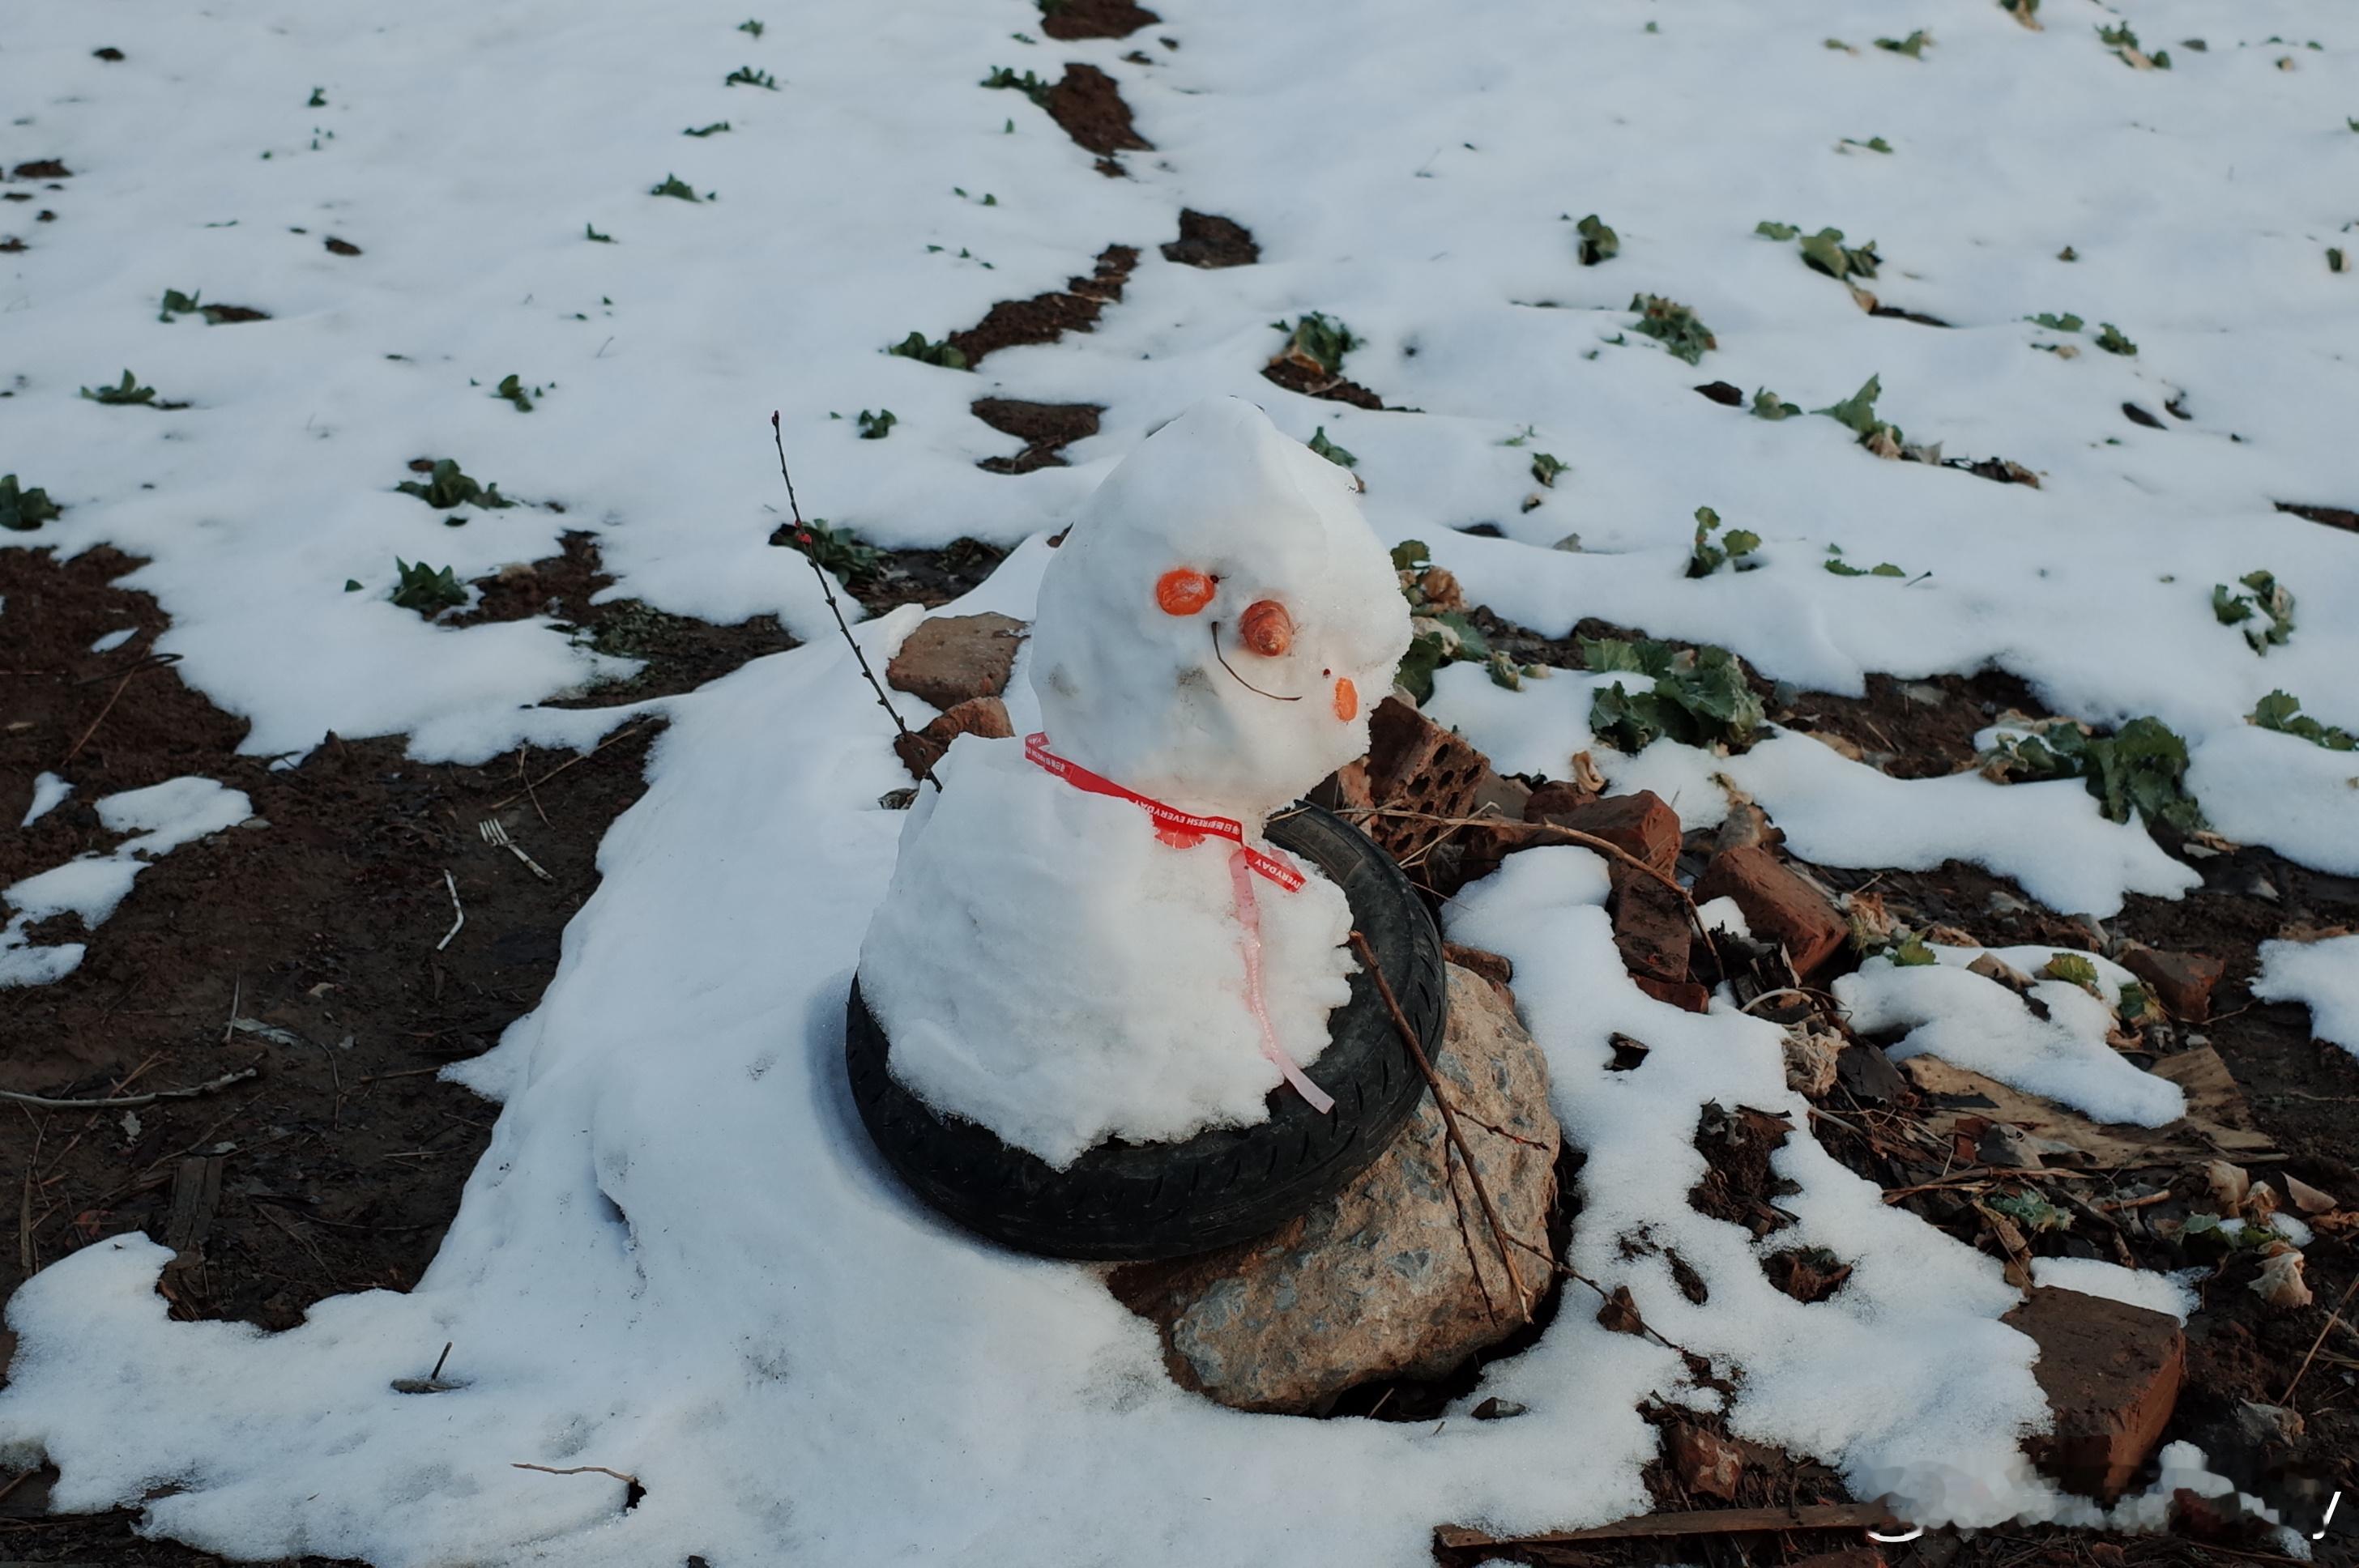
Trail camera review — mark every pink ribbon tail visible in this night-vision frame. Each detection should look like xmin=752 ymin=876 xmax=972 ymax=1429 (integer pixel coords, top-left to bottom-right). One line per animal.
xmin=1229 ymin=849 xmax=1335 ymax=1114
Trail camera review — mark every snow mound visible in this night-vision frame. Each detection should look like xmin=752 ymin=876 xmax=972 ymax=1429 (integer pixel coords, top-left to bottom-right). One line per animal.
xmin=2252 ymin=934 xmax=2359 ymax=1060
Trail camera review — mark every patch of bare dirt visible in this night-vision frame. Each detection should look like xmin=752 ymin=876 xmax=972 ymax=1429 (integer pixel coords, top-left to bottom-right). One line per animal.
xmin=947 ymin=242 xmax=1138 ymax=366
xmin=1040 ymin=0 xmax=1160 ymax=43
xmin=971 ymin=398 xmax=1102 ymax=473
xmin=0 ymin=543 xmax=689 ymax=1562
xmin=456 ymin=530 xmax=796 ymax=706
xmin=1779 ymin=670 xmax=2049 ymax=778
xmin=1043 ymin=63 xmax=1151 ymax=167
xmin=2276 ymin=500 xmax=2359 ymax=534
xmin=1161 ymin=208 xmax=1258 ymax=269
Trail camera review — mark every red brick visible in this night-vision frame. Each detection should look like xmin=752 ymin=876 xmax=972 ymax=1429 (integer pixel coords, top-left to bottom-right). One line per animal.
xmin=2003 ymin=1286 xmax=2186 ymax=1501
xmin=1666 ymin=1423 xmax=1744 ymax=1501
xmin=1691 ymin=846 xmax=1847 ymax=979
xmin=1362 ymin=696 xmax=1491 ymax=862
xmin=1522 ymin=778 xmax=1600 ymax=818
xmin=1611 ymin=865 xmax=1691 ymax=985
xmin=2118 ymin=945 xmax=2226 ymax=1022
xmin=885 ymin=612 xmax=1026 ymax=710
xmin=1525 ymin=789 xmax=1682 ymax=876
xmin=1634 ymin=975 xmax=1710 ymax=1013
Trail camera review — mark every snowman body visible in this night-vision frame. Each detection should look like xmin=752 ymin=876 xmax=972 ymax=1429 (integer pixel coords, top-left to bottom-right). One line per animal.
xmin=857 ymin=398 xmax=1411 ymax=1170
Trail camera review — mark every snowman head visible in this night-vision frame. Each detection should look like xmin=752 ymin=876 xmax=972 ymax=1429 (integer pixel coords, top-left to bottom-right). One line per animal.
xmin=1028 ymin=398 xmax=1411 ymax=822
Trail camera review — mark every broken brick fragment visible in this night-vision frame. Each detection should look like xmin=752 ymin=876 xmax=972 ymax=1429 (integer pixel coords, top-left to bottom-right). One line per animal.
xmin=885 ymin=612 xmax=1026 ymax=710
xmin=1361 ymin=696 xmax=1490 ymax=861
xmin=2118 ymin=944 xmax=2225 ymax=1021
xmin=1634 ymin=975 xmax=1710 ymax=1013
xmin=1526 ymin=788 xmax=1681 ymax=876
xmin=1521 ymin=778 xmax=1600 ymax=820
xmin=1691 ymin=846 xmax=1848 ymax=978
xmin=2003 ymin=1285 xmax=2186 ymax=1502
xmin=1612 ymin=865 xmax=1692 ymax=986
xmin=1665 ymin=1422 xmax=1745 ymax=1500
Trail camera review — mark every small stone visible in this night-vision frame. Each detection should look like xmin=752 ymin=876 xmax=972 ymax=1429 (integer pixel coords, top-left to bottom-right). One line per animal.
xmin=1471 ymin=1396 xmax=1528 ymax=1421
xmin=2003 ymin=1285 xmax=2186 ymax=1501
xmin=1107 ymin=966 xmax=1561 ymax=1414
xmin=1691 ymin=846 xmax=1849 ymax=978
xmin=1666 ymin=1422 xmax=1744 ymax=1500
xmin=884 ymin=612 xmax=1027 ymax=710
xmin=1524 ymin=788 xmax=1681 ymax=876
xmin=893 ymin=695 xmax=1013 ymax=781
xmin=2118 ymin=945 xmax=2225 ymax=1021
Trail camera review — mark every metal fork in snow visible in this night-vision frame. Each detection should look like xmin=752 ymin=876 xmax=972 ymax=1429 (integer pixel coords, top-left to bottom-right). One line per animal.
xmin=478 ymin=817 xmax=553 ymax=882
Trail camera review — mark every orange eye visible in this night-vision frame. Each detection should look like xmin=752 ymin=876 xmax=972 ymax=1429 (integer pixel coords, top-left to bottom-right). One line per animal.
xmin=1332 ymin=677 xmax=1358 ymax=722
xmin=1238 ymin=600 xmax=1293 ymax=657
xmin=1155 ymin=569 xmax=1216 ymax=616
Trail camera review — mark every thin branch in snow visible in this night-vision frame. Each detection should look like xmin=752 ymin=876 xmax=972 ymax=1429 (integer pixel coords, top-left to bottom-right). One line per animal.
xmin=436 ymin=869 xmax=464 ymax=952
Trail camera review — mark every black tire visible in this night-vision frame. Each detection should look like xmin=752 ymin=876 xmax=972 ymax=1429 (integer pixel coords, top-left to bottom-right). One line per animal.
xmin=845 ymin=802 xmax=1447 ymax=1261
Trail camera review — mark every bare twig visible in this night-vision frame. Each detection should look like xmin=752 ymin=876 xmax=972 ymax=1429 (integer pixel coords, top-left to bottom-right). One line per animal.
xmin=1342 ymin=807 xmax=1711 ymax=947
xmin=1435 ymin=1502 xmax=1899 ymax=1551
xmin=518 ymin=748 xmax=549 ymax=828
xmin=513 ymin=1462 xmax=639 ymax=1486
xmin=0 ymin=1065 xmax=258 ymax=1112
xmin=356 ymin=1065 xmax=447 ymax=1086
xmin=769 ymin=411 xmax=938 ymax=792
xmin=436 ymin=869 xmax=464 ymax=952
xmin=59 ymin=651 xmax=179 ymax=765
xmin=17 ymin=1110 xmax=41 ymax=1275
xmin=1352 ymin=930 xmax=1530 ymax=1319
xmin=2280 ymin=1270 xmax=2359 ymax=1406
xmin=484 ymin=718 xmax=655 ymax=813
xmin=1438 ymin=1139 xmax=1502 ymax=1324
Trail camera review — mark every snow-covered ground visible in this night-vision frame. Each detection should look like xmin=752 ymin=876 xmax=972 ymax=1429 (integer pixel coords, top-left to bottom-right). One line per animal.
xmin=2 ymin=0 xmax=2355 ymax=1562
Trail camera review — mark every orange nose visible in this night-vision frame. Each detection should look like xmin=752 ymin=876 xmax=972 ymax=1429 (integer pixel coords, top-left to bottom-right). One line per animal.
xmin=1332 ymin=677 xmax=1358 ymax=721
xmin=1239 ymin=599 xmax=1293 ymax=656
xmin=1155 ymin=569 xmax=1216 ymax=616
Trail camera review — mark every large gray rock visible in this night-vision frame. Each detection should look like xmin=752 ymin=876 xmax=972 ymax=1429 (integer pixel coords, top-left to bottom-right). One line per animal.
xmin=1109 ymin=964 xmax=1561 ymax=1413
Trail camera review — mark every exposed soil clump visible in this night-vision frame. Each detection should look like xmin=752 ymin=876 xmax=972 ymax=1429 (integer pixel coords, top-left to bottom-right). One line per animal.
xmin=947 ymin=243 xmax=1138 ymax=367
xmin=1260 ymin=353 xmax=1386 ymax=410
xmin=1780 ymin=668 xmax=2049 ymax=778
xmin=2276 ymin=499 xmax=2359 ymax=534
xmin=971 ymin=397 xmax=1102 ymax=472
xmin=1039 ymin=0 xmax=1160 ymax=42
xmin=1043 ymin=63 xmax=1151 ymax=164
xmin=1161 ymin=208 xmax=1259 ymax=269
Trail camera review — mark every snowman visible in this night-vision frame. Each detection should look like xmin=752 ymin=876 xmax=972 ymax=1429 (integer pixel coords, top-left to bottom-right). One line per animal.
xmin=857 ymin=397 xmax=1413 ymax=1170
